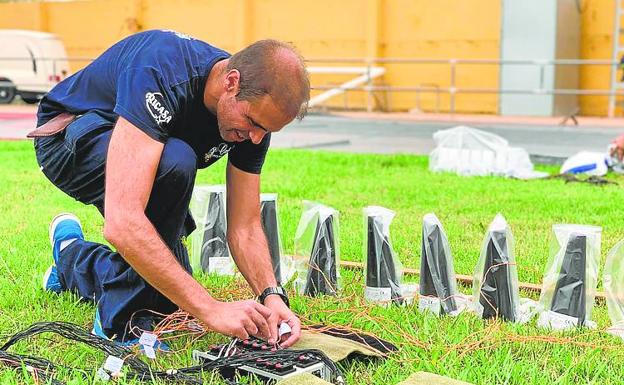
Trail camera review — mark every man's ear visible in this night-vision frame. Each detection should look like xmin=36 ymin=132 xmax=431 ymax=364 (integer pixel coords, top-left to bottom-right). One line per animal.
xmin=224 ymin=69 xmax=241 ymax=94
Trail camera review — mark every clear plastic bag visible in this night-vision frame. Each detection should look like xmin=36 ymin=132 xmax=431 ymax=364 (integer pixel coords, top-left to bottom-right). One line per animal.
xmin=293 ymin=201 xmax=340 ymax=296
xmin=537 ymin=224 xmax=601 ymax=330
xmin=604 ymin=240 xmax=624 ymax=338
xmin=260 ymin=193 xmax=294 ymax=284
xmin=472 ymin=214 xmax=520 ymax=322
xmin=188 ymin=185 xmax=235 ymax=275
xmin=419 ymin=213 xmax=459 ymax=316
xmin=429 ymin=125 xmax=546 ymax=179
xmin=363 ymin=206 xmax=403 ymax=305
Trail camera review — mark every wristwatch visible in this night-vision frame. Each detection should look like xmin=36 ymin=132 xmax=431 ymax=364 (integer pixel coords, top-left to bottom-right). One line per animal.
xmin=258 ymin=286 xmax=290 ymax=308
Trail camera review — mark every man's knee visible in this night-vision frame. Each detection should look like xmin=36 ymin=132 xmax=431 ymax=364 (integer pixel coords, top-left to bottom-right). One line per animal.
xmin=156 ymin=138 xmax=197 ymax=187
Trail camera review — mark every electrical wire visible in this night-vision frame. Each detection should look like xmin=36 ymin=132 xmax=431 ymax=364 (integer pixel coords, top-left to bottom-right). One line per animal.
xmin=0 ymin=321 xmax=343 ymax=385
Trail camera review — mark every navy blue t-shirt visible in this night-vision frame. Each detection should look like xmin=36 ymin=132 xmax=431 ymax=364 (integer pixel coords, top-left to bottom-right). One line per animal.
xmin=39 ymin=30 xmax=270 ymax=173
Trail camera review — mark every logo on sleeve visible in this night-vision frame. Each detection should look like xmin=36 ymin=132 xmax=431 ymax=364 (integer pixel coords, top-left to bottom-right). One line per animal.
xmin=204 ymin=143 xmax=234 ymax=162
xmin=162 ymin=30 xmax=193 ymax=40
xmin=145 ymin=92 xmax=172 ymax=126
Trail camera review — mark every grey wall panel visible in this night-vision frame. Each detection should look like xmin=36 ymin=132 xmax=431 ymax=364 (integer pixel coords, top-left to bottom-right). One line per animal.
xmin=553 ymin=0 xmax=580 ymax=116
xmin=500 ymin=0 xmax=557 ymax=116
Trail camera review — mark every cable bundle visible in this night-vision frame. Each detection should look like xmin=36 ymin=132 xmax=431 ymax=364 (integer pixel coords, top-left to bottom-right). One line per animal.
xmin=0 ymin=321 xmax=344 ymax=385
xmin=0 ymin=322 xmax=199 ymax=384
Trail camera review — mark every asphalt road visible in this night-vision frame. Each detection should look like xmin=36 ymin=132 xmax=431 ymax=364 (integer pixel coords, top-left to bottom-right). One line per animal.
xmin=1 ymin=108 xmax=620 ymax=159
xmin=273 ymin=114 xmax=620 ymax=159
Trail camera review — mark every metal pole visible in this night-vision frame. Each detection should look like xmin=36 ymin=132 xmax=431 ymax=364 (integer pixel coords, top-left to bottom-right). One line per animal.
xmin=609 ymin=1 xmax=621 ymax=118
xmin=366 ymin=60 xmax=373 ymax=112
xmin=450 ymin=59 xmax=456 ymax=114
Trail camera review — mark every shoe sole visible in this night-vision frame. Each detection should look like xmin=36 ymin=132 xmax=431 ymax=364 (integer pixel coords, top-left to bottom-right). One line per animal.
xmin=49 ymin=213 xmax=82 ymax=247
xmin=42 ymin=265 xmax=54 ymax=291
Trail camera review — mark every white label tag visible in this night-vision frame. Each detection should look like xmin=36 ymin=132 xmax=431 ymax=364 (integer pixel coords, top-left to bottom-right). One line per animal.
xmin=208 ymin=257 xmax=235 ymax=275
xmin=138 ymin=332 xmax=157 ymax=347
xmin=364 ymin=287 xmax=392 ymax=303
xmin=537 ymin=310 xmax=578 ymax=330
xmin=103 ymin=356 xmax=124 ymax=375
xmin=143 ymin=345 xmax=156 ymax=359
xmin=96 ymin=367 xmax=111 ymax=381
xmin=278 ymin=322 xmax=292 ymax=337
xmin=418 ymin=296 xmax=441 ymax=315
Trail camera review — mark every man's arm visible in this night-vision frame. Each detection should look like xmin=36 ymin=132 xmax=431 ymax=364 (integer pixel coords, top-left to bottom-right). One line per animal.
xmin=226 ymin=162 xmax=302 ymax=347
xmin=104 ymin=117 xmax=273 ymax=340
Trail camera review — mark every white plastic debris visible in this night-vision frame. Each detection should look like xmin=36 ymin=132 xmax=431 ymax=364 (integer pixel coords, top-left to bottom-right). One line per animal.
xmin=429 ymin=125 xmax=547 ymax=179
xmin=560 ymin=151 xmax=609 ymax=176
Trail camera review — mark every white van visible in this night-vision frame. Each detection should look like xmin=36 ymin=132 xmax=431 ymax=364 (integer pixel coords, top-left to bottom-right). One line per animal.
xmin=0 ymin=30 xmax=69 ymax=104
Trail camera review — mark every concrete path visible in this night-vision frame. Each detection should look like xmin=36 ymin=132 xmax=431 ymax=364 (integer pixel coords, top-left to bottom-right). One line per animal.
xmin=276 ymin=113 xmax=622 ymax=158
xmin=1 ymin=105 xmax=622 ymax=158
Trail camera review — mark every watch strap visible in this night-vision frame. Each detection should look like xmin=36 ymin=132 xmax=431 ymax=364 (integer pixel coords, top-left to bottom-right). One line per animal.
xmin=258 ymin=286 xmax=290 ymax=308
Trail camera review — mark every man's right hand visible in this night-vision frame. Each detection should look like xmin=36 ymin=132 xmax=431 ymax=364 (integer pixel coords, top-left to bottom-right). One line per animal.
xmin=611 ymin=134 xmax=624 ymax=161
xmin=202 ymin=299 xmax=273 ymax=341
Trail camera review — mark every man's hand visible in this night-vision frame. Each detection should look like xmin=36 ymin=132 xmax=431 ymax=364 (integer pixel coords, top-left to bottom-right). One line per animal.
xmin=611 ymin=134 xmax=624 ymax=161
xmin=203 ymin=299 xmax=274 ymax=340
xmin=264 ymin=295 xmax=302 ymax=348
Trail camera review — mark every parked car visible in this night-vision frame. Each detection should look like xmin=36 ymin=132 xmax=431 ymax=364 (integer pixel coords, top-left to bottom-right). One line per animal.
xmin=0 ymin=29 xmax=69 ymax=104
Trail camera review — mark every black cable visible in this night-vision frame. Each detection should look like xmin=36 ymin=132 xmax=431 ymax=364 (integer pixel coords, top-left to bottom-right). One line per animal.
xmin=0 ymin=321 xmax=202 ymax=384
xmin=0 ymin=349 xmax=63 ymax=385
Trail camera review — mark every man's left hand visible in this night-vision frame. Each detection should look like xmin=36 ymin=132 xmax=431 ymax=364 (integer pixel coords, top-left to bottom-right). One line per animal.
xmin=263 ymin=295 xmax=301 ymax=348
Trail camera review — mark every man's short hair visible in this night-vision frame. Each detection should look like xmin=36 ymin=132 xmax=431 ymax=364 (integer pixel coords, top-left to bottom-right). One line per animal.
xmin=227 ymin=39 xmax=310 ymax=120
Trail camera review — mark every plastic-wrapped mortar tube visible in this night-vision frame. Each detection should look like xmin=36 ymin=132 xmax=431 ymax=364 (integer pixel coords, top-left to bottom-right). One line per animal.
xmin=537 ymin=224 xmax=601 ymax=330
xmin=189 ymin=185 xmax=234 ymax=275
xmin=294 ymin=201 xmax=340 ymax=296
xmin=419 ymin=213 xmax=459 ymax=315
xmin=363 ymin=206 xmax=403 ymax=305
xmin=605 ymin=239 xmax=624 ymax=338
xmin=472 ymin=214 xmax=520 ymax=322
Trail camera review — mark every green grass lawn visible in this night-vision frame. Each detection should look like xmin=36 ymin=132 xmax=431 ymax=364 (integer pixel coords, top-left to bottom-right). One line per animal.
xmin=2 ymin=140 xmax=624 ymax=384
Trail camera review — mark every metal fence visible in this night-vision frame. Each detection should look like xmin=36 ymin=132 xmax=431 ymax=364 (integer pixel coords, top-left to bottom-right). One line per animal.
xmin=305 ymin=58 xmax=624 ymax=116
xmin=2 ymin=56 xmax=623 ymax=116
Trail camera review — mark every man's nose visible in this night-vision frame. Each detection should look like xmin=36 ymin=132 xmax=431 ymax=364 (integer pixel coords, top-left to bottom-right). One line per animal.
xmin=249 ymin=128 xmax=267 ymax=144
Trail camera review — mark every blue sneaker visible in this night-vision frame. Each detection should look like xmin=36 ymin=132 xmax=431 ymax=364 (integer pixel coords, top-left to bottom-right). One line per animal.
xmin=42 ymin=213 xmax=84 ymax=293
xmin=42 ymin=265 xmax=62 ymax=293
xmin=91 ymin=308 xmax=171 ymax=352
